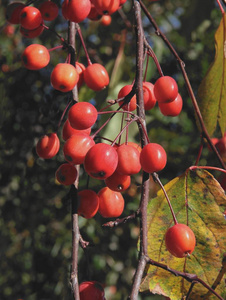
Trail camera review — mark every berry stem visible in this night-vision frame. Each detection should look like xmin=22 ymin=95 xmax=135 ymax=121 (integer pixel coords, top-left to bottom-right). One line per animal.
xmin=76 ymin=23 xmax=92 ymax=66
xmin=153 ymin=173 xmax=178 ymax=225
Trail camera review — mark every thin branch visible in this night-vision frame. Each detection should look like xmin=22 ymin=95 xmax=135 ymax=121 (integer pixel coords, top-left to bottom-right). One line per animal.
xmin=129 ymin=2 xmax=150 ymax=299
xmin=146 ymin=257 xmax=224 ymax=300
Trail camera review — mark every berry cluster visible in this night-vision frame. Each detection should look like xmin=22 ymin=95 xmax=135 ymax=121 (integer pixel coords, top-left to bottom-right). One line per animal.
xmin=5 ymin=0 xmax=197 ymax=296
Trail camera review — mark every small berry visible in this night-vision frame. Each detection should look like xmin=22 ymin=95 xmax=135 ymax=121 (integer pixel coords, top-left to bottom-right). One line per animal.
xmin=158 ymin=93 xmax=183 ymax=117
xmin=142 ymin=82 xmax=157 ymax=110
xmin=154 ymin=76 xmax=178 ymax=103
xmin=62 ymin=119 xmax=91 ymax=141
xmin=79 ymin=281 xmax=105 ymax=300
xmin=63 ymin=132 xmax=95 ymax=165
xmin=36 ymin=133 xmax=60 ymax=159
xmin=92 ymin=0 xmax=120 ymax=15
xmin=84 ymin=143 xmax=118 ymax=179
xmin=105 ymin=171 xmax=131 ymax=192
xmin=22 ymin=44 xmax=50 ymax=70
xmin=165 ymin=223 xmax=196 ymax=258
xmin=20 ymin=6 xmax=43 ymax=30
xmin=55 ymin=163 xmax=78 ymax=185
xmin=51 ymin=63 xmax=79 ymax=92
xmin=116 ymin=144 xmax=141 ymax=175
xmin=64 ymin=0 xmax=91 ymax=23
xmin=100 ymin=15 xmax=111 ymax=26
xmin=5 ymin=2 xmax=26 ymax=24
xmin=68 ymin=102 xmax=98 ymax=130
xmin=140 ymin=143 xmax=167 ymax=173
xmin=20 ymin=24 xmax=44 ymax=38
xmin=75 ymin=62 xmax=86 ymax=88
xmin=98 ymin=187 xmax=124 ymax=218
xmin=84 ymin=63 xmax=109 ymax=91
xmin=77 ymin=190 xmax=99 ymax=219
xmin=39 ymin=1 xmax=59 ymax=21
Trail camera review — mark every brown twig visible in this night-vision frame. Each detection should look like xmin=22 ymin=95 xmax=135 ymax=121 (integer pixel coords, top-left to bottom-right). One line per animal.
xmin=129 ymin=2 xmax=150 ymax=299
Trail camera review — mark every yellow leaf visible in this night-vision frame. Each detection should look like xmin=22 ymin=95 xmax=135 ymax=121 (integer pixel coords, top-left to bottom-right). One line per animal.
xmin=140 ymin=169 xmax=226 ymax=299
xmin=197 ymin=14 xmax=226 ymax=137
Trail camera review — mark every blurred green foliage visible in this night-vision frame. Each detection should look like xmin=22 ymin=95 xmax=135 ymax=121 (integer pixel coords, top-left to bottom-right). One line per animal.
xmin=0 ymin=0 xmax=223 ymax=299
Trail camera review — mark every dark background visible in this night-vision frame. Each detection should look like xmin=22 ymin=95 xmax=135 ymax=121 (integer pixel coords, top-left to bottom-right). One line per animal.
xmin=0 ymin=0 xmax=223 ymax=299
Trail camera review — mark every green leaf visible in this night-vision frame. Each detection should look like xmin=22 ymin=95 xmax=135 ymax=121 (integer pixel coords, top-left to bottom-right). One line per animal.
xmin=140 ymin=169 xmax=226 ymax=299
xmin=197 ymin=14 xmax=226 ymax=137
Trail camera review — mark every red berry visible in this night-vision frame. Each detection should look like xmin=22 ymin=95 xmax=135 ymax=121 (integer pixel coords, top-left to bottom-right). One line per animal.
xmin=116 ymin=144 xmax=141 ymax=175
xmin=87 ymin=4 xmax=102 ymax=20
xmin=68 ymin=102 xmax=98 ymax=130
xmin=65 ymin=0 xmax=91 ymax=23
xmin=51 ymin=63 xmax=79 ymax=92
xmin=100 ymin=15 xmax=111 ymax=26
xmin=154 ymin=76 xmax=178 ymax=103
xmin=98 ymin=187 xmax=124 ymax=218
xmin=84 ymin=143 xmax=118 ymax=179
xmin=140 ymin=143 xmax=167 ymax=173
xmin=3 ymin=24 xmax=15 ymax=36
xmin=55 ymin=163 xmax=78 ymax=185
xmin=62 ymin=0 xmax=69 ymax=19
xmin=215 ymin=132 xmax=226 ymax=156
xmin=63 ymin=132 xmax=95 ymax=165
xmin=165 ymin=223 xmax=196 ymax=258
xmin=36 ymin=133 xmax=60 ymax=159
xmin=39 ymin=1 xmax=59 ymax=21
xmin=5 ymin=2 xmax=26 ymax=24
xmin=118 ymin=84 xmax=137 ymax=111
xmin=92 ymin=0 xmax=120 ymax=15
xmin=20 ymin=6 xmax=43 ymax=30
xmin=77 ymin=190 xmax=99 ymax=218
xmin=22 ymin=44 xmax=50 ymax=70
xmin=158 ymin=93 xmax=183 ymax=117
xmin=62 ymin=119 xmax=91 ymax=141
xmin=79 ymin=281 xmax=105 ymax=300
xmin=20 ymin=24 xmax=44 ymax=38
xmin=142 ymin=82 xmax=157 ymax=110
xmin=126 ymin=141 xmax=142 ymax=153
xmin=75 ymin=62 xmax=86 ymax=88
xmin=105 ymin=171 xmax=131 ymax=192
xmin=84 ymin=63 xmax=109 ymax=91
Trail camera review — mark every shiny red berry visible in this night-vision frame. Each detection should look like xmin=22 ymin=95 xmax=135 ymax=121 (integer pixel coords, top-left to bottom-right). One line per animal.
xmin=68 ymin=102 xmax=98 ymax=130
xmin=62 ymin=119 xmax=91 ymax=141
xmin=55 ymin=163 xmax=78 ymax=185
xmin=22 ymin=44 xmax=50 ymax=70
xmin=84 ymin=143 xmax=118 ymax=179
xmin=64 ymin=0 xmax=91 ymax=23
xmin=159 ymin=93 xmax=183 ymax=117
xmin=116 ymin=144 xmax=141 ymax=175
xmin=20 ymin=6 xmax=43 ymax=30
xmin=77 ymin=190 xmax=99 ymax=219
xmin=51 ymin=63 xmax=79 ymax=92
xmin=98 ymin=187 xmax=124 ymax=218
xmin=36 ymin=133 xmax=60 ymax=159
xmin=63 ymin=133 xmax=95 ymax=165
xmin=39 ymin=0 xmax=59 ymax=21
xmin=79 ymin=281 xmax=105 ymax=300
xmin=154 ymin=76 xmax=178 ymax=103
xmin=165 ymin=223 xmax=196 ymax=258
xmin=84 ymin=63 xmax=109 ymax=91
xmin=140 ymin=143 xmax=167 ymax=173
xmin=92 ymin=0 xmax=120 ymax=15
xmin=105 ymin=171 xmax=131 ymax=192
